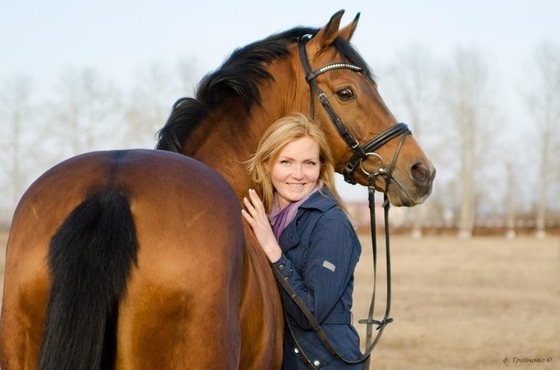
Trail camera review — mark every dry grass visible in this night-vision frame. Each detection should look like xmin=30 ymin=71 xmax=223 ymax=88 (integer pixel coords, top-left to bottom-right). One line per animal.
xmin=353 ymin=234 xmax=560 ymax=369
xmin=1 ymin=232 xmax=559 ymax=369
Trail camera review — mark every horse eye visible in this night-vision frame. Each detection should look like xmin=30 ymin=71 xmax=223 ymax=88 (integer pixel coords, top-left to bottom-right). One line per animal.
xmin=336 ymin=88 xmax=355 ymax=101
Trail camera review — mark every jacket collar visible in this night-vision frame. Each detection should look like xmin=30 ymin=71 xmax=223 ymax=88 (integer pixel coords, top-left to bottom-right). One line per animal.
xmin=277 ymin=188 xmax=338 ymax=251
xmin=298 ymin=188 xmax=338 ymax=213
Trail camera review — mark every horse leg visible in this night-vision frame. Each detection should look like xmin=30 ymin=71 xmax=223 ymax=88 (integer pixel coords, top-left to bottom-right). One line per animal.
xmin=0 ymin=241 xmax=50 ymax=370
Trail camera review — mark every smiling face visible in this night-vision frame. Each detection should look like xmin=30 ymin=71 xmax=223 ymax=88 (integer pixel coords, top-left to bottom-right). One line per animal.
xmin=265 ymin=136 xmax=321 ymax=210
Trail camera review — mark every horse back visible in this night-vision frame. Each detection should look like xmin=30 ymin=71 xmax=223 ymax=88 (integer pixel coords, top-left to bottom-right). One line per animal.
xmin=0 ymin=149 xmax=244 ymax=369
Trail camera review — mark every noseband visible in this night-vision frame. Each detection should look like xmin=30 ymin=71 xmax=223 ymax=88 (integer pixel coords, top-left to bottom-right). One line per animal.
xmin=298 ymin=34 xmax=410 ymax=185
xmin=272 ymin=34 xmax=411 ymax=369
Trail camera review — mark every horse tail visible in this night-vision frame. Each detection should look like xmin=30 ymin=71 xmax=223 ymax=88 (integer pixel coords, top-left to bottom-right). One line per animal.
xmin=38 ymin=189 xmax=139 ymax=370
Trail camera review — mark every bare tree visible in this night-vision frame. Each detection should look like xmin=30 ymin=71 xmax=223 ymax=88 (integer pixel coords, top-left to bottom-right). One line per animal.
xmin=441 ymin=47 xmax=496 ymax=238
xmin=48 ymin=68 xmax=122 ymax=157
xmin=384 ymin=43 xmax=439 ymax=238
xmin=523 ymin=41 xmax=560 ymax=238
xmin=505 ymin=161 xmax=517 ymax=239
xmin=122 ymin=58 xmax=202 ymax=149
xmin=123 ymin=62 xmax=180 ymax=148
xmin=0 ymin=76 xmax=36 ymax=211
xmin=176 ymin=57 xmax=201 ymax=97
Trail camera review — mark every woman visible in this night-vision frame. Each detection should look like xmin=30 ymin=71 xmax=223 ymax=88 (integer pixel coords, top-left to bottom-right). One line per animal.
xmin=242 ymin=114 xmax=364 ymax=369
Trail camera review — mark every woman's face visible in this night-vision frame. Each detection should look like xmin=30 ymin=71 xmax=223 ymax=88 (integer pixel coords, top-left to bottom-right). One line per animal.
xmin=266 ymin=136 xmax=321 ymax=209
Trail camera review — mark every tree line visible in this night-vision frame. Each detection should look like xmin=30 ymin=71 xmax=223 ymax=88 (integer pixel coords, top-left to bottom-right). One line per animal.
xmin=1 ymin=43 xmax=559 ymax=237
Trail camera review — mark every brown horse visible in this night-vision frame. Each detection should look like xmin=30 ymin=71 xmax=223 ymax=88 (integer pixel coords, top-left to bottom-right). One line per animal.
xmin=0 ymin=10 xmax=435 ymax=370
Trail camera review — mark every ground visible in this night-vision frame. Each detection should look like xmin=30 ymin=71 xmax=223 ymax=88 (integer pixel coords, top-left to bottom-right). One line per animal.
xmin=1 ymin=232 xmax=559 ymax=369
xmin=353 ymin=234 xmax=560 ymax=370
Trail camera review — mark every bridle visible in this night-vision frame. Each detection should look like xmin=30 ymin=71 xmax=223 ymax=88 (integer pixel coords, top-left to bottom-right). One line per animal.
xmin=271 ymin=34 xmax=411 ymax=369
xmin=298 ymin=34 xmax=410 ymax=185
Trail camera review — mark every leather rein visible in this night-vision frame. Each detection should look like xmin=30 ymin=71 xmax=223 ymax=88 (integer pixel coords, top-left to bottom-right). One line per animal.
xmin=271 ymin=34 xmax=411 ymax=369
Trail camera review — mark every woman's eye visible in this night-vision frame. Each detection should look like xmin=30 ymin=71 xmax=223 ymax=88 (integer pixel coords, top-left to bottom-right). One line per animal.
xmin=336 ymin=87 xmax=355 ymax=101
xmin=305 ymin=161 xmax=317 ymax=167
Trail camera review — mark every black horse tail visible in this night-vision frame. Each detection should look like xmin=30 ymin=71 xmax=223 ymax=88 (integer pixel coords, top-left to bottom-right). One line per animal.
xmin=38 ymin=189 xmax=139 ymax=370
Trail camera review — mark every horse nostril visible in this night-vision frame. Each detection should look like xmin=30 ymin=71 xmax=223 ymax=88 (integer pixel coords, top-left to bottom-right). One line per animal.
xmin=411 ymin=162 xmax=434 ymax=187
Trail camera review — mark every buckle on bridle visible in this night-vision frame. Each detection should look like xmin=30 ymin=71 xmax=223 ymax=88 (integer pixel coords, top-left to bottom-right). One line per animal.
xmin=359 ymin=153 xmax=384 ymax=177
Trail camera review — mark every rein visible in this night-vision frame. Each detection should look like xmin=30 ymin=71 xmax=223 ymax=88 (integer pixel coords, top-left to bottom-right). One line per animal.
xmin=270 ymin=34 xmax=411 ymax=369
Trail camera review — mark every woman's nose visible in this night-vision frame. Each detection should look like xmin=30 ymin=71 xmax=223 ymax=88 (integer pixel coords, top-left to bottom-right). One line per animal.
xmin=291 ymin=166 xmax=304 ymax=179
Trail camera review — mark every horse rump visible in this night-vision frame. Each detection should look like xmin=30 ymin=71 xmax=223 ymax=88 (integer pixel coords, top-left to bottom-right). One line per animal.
xmin=38 ymin=189 xmax=138 ymax=370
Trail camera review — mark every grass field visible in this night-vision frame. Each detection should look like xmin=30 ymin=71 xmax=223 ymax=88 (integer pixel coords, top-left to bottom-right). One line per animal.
xmin=353 ymin=234 xmax=560 ymax=370
xmin=1 ymin=232 xmax=559 ymax=369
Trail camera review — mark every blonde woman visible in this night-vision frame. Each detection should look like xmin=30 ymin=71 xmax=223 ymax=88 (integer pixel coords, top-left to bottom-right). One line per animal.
xmin=242 ymin=114 xmax=364 ymax=369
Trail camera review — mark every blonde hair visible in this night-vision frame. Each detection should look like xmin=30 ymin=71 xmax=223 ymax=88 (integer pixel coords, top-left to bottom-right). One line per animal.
xmin=246 ymin=113 xmax=344 ymax=212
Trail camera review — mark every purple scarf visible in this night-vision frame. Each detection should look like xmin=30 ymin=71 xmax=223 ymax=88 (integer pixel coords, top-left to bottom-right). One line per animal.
xmin=269 ymin=181 xmax=323 ymax=239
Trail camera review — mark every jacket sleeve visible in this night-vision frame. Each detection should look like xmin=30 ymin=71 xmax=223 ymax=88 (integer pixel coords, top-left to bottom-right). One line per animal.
xmin=271 ymin=216 xmax=359 ymax=329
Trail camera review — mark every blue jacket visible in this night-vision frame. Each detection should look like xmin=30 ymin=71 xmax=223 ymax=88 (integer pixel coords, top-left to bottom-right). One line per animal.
xmin=272 ymin=188 xmax=364 ymax=369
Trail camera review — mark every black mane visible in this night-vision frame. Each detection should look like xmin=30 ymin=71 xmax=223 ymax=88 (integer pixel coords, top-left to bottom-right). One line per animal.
xmin=156 ymin=26 xmax=374 ymax=153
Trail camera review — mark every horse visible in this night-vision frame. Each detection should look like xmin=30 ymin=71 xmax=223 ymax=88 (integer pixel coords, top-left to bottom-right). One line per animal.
xmin=0 ymin=10 xmax=435 ymax=370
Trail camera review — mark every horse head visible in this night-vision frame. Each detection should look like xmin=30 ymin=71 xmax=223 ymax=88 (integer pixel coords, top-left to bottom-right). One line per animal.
xmin=157 ymin=10 xmax=435 ymax=207
xmin=294 ymin=10 xmax=435 ymax=206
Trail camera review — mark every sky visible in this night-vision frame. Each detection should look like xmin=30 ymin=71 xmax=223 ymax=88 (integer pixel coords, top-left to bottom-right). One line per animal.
xmin=2 ymin=0 xmax=557 ymax=86
xmin=1 ymin=0 xmax=558 ymax=201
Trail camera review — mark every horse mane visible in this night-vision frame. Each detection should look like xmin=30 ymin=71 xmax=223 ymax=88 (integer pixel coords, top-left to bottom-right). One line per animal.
xmin=156 ymin=26 xmax=374 ymax=153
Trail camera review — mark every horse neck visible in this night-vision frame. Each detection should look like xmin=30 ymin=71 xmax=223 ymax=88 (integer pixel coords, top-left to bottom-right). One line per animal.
xmin=180 ymin=104 xmax=272 ymax=200
xmin=184 ymin=64 xmax=306 ymax=200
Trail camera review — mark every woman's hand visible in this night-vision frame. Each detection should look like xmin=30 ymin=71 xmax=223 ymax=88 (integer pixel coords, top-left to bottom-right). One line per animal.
xmin=241 ymin=189 xmax=282 ymax=263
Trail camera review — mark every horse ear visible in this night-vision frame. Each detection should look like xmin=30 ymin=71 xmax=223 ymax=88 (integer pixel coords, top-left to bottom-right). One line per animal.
xmin=338 ymin=12 xmax=360 ymax=41
xmin=309 ymin=10 xmax=345 ymax=53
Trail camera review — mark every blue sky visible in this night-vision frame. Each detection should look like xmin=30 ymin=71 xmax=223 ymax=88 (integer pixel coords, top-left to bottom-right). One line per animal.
xmin=2 ymin=0 xmax=557 ymax=94
xmin=1 ymin=0 xmax=558 ymax=201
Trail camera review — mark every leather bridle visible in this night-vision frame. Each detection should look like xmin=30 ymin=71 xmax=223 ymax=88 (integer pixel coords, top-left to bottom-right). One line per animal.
xmin=271 ymin=34 xmax=412 ymax=369
xmin=298 ymin=34 xmax=411 ymax=185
